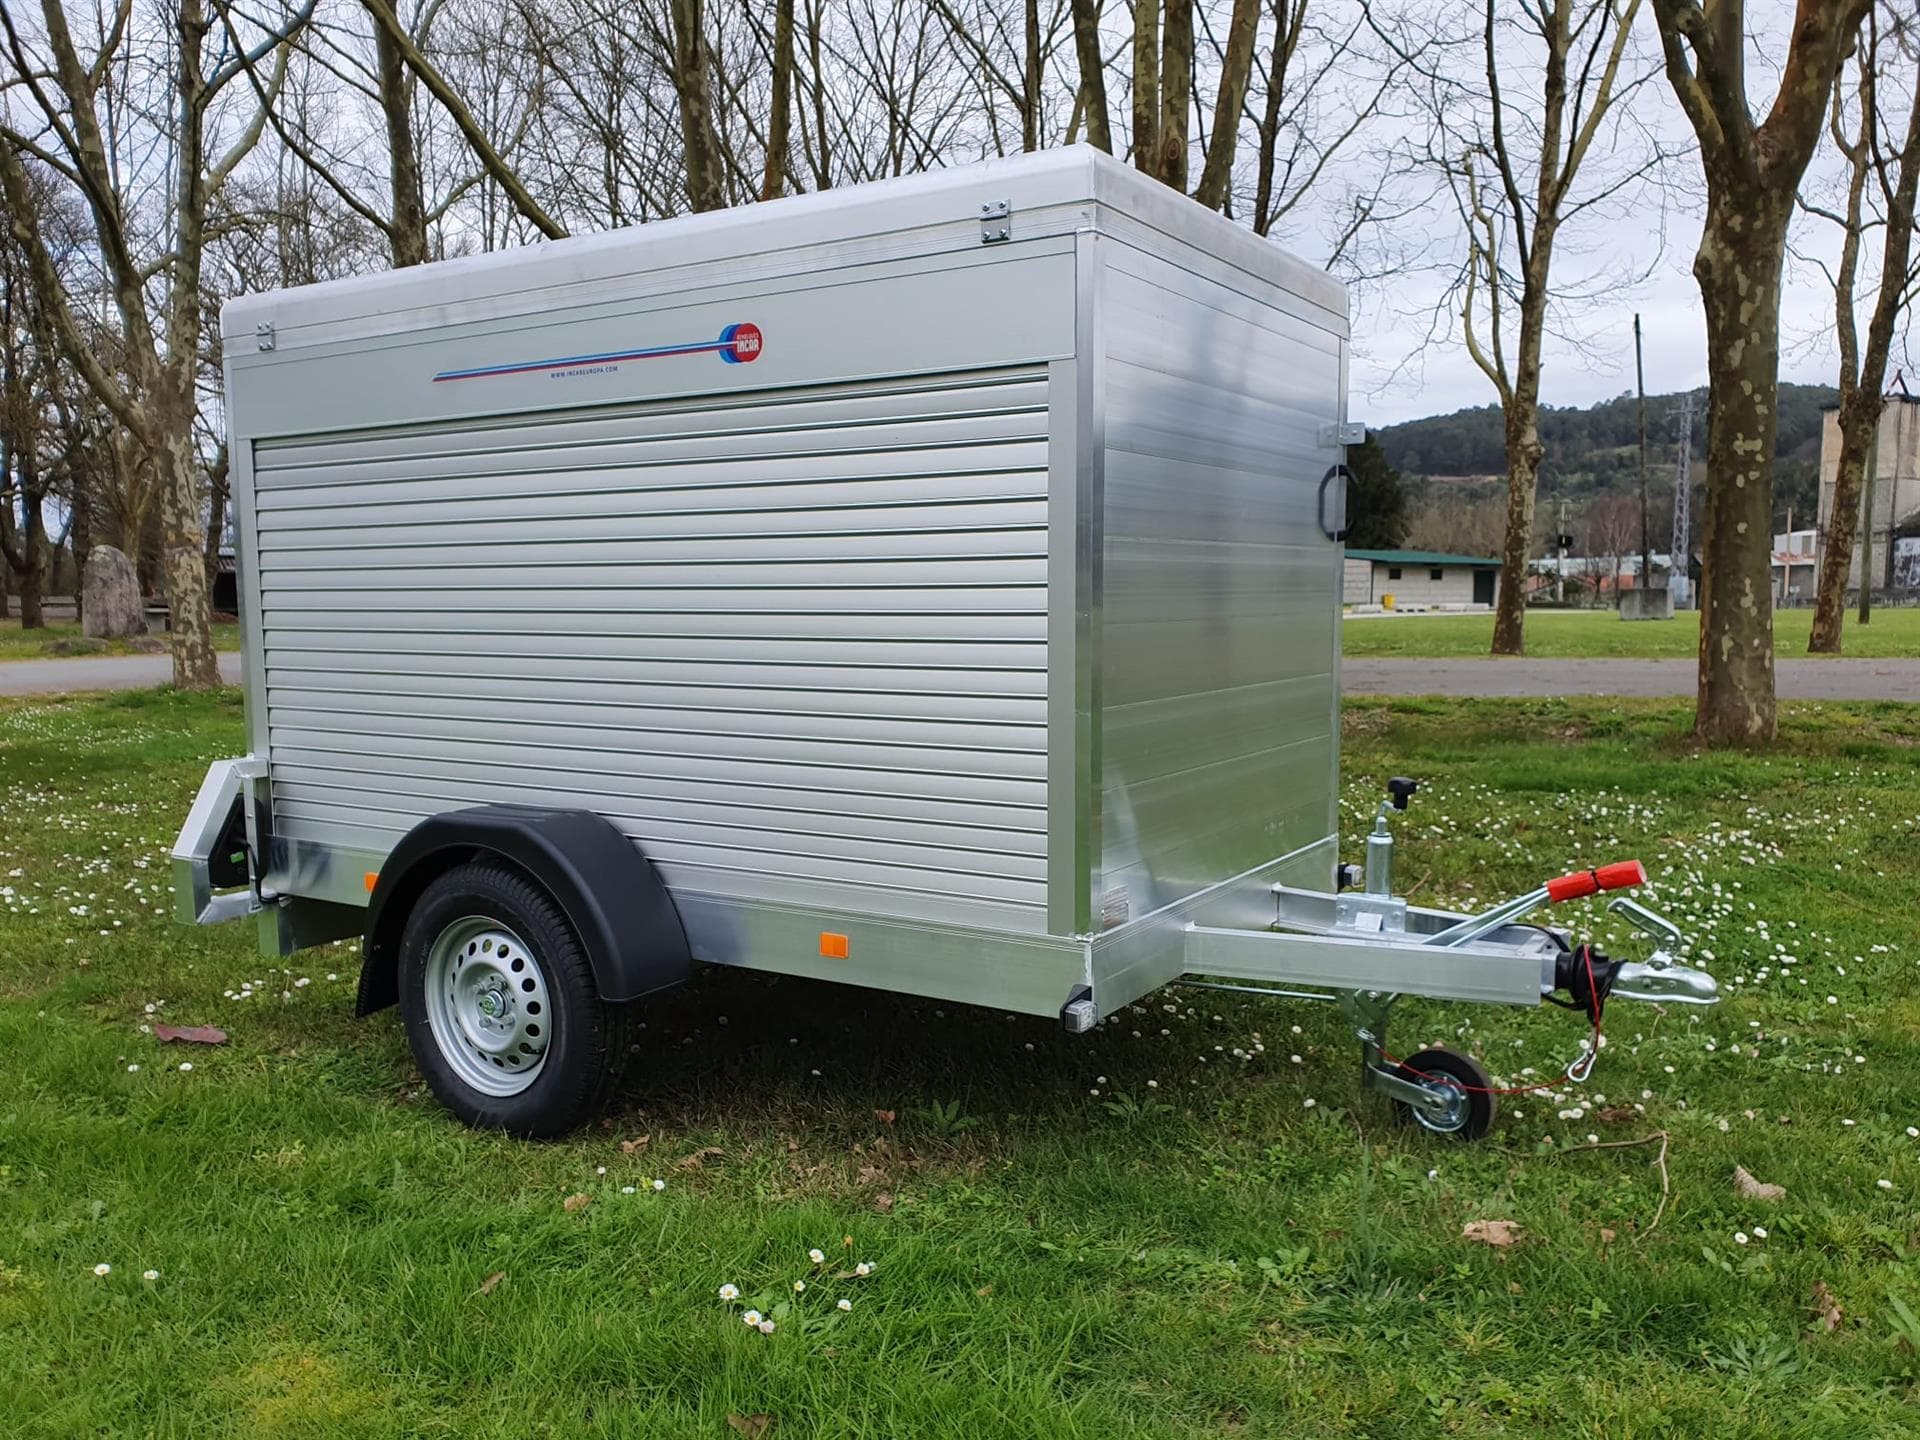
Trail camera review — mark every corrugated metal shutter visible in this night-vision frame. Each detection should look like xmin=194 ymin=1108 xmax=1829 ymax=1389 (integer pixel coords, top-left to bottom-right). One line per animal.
xmin=251 ymin=367 xmax=1051 ymax=934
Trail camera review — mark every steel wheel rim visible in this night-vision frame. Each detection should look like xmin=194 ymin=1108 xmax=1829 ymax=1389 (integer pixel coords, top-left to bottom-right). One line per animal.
xmin=423 ymin=915 xmax=552 ymax=1097
xmin=1410 ymin=1073 xmax=1471 ymax=1134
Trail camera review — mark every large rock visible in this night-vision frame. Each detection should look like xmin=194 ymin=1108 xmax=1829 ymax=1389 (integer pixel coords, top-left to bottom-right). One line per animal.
xmin=82 ymin=546 xmax=147 ymax=638
xmin=1618 ymin=585 xmax=1675 ymax=621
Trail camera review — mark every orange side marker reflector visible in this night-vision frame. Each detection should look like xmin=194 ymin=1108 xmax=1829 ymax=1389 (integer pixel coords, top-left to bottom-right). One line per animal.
xmin=364 ymin=871 xmax=379 ymax=893
xmin=819 ymin=932 xmax=849 ymax=960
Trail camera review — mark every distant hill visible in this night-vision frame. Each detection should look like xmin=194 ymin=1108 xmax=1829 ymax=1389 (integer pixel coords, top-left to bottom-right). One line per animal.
xmin=1373 ymin=383 xmax=1837 ymax=520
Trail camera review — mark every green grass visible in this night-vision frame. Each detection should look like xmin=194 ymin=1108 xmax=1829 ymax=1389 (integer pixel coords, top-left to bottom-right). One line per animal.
xmin=0 ymin=619 xmax=243 ymax=661
xmin=4 ymin=689 xmax=1920 ymax=1436
xmin=1343 ymin=606 xmax=1920 ymax=660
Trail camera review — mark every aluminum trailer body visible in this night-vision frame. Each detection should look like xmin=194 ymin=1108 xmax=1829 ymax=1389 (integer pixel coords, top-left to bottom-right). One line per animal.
xmin=176 ymin=146 xmax=1714 ymax=1135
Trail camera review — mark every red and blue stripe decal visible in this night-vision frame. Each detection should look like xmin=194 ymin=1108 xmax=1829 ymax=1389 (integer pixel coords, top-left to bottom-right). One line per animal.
xmin=433 ymin=322 xmax=762 ymax=382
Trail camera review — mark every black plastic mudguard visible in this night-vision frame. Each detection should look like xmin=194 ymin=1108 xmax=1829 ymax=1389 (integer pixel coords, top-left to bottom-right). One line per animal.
xmin=356 ymin=806 xmax=690 ymax=1016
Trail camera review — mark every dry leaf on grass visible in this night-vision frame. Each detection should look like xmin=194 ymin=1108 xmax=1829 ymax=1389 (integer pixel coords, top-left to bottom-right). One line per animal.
xmin=1461 ymin=1219 xmax=1522 ymax=1247
xmin=1599 ymin=1228 xmax=1617 ymax=1245
xmin=477 ymin=1271 xmax=506 ymax=1296
xmin=619 ymin=1135 xmax=650 ymax=1154
xmin=1596 ymin=1106 xmax=1638 ymax=1124
xmin=562 ymin=1192 xmax=591 ymax=1213
xmin=873 ymin=1109 xmax=896 ymax=1126
xmin=154 ymin=1024 xmax=227 ymax=1046
xmin=872 ymin=1191 xmax=895 ymax=1213
xmin=1812 ymin=1282 xmax=1843 ymax=1333
xmin=726 ymin=1415 xmax=775 ymax=1438
xmin=1734 ymin=1165 xmax=1786 ymax=1201
xmin=675 ymin=1146 xmax=724 ymax=1171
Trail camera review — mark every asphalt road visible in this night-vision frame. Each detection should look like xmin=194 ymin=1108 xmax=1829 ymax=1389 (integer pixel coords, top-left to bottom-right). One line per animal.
xmin=0 ymin=650 xmax=1916 ymax=702
xmin=1344 ymin=656 xmax=1920 ymax=702
xmin=0 ymin=651 xmax=244 ymax=695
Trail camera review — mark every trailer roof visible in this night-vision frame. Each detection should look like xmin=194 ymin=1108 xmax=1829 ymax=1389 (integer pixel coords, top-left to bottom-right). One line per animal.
xmin=222 ymin=146 xmax=1346 ymax=348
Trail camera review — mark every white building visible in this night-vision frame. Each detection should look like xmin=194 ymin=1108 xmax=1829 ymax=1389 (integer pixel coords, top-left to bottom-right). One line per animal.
xmin=1816 ymin=394 xmax=1920 ymax=589
xmin=1343 ymin=549 xmax=1500 ymax=610
xmin=1773 ymin=528 xmax=1818 ymax=602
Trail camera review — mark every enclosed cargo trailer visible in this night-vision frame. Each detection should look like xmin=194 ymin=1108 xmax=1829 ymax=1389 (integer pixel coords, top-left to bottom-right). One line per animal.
xmin=175 ymin=147 xmax=1714 ymax=1137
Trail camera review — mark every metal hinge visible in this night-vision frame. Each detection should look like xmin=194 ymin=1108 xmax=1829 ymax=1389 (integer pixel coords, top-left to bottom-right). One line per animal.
xmin=1319 ymin=421 xmax=1366 ymax=446
xmin=255 ymin=321 xmax=275 ymax=352
xmin=979 ymin=199 xmax=1012 ymax=244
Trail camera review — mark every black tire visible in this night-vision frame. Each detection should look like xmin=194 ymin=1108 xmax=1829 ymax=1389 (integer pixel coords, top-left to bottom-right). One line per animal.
xmin=397 ymin=860 xmax=631 ymax=1138
xmin=1391 ymin=1047 xmax=1496 ymax=1141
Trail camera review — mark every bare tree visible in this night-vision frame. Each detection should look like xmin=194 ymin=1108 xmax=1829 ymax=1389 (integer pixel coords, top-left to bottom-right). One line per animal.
xmin=1404 ymin=0 xmax=1657 ymax=656
xmin=0 ymin=0 xmax=315 ymax=686
xmin=1650 ymin=0 xmax=1869 ymax=743
xmin=1805 ymin=4 xmax=1920 ymax=653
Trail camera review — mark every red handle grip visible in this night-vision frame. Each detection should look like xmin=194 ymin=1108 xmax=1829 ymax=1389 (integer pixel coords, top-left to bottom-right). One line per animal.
xmin=1545 ymin=860 xmax=1646 ymax=903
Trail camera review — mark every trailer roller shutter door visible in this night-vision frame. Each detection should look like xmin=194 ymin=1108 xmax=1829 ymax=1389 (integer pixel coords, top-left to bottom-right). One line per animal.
xmin=249 ymin=367 xmax=1052 ymax=935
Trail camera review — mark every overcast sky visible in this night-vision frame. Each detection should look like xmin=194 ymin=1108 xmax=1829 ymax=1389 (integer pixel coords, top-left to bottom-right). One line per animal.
xmin=1339 ymin=1 xmax=1878 ymax=430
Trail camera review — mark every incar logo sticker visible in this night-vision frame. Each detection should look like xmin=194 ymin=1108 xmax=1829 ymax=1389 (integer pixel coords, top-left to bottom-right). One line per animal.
xmin=433 ymin=322 xmax=762 ymax=383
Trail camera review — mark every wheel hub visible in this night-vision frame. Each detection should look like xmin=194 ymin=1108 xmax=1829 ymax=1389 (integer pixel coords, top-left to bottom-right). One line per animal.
xmin=423 ymin=917 xmax=552 ymax=1097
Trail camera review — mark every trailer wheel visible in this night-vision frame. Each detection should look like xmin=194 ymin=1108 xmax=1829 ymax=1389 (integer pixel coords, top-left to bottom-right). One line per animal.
xmin=1391 ymin=1047 xmax=1496 ymax=1141
xmin=397 ymin=861 xmax=631 ymax=1137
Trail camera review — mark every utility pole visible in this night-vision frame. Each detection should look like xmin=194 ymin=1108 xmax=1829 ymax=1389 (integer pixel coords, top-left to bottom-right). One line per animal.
xmin=1556 ymin=498 xmax=1570 ymax=604
xmin=1635 ymin=315 xmax=1651 ymax=594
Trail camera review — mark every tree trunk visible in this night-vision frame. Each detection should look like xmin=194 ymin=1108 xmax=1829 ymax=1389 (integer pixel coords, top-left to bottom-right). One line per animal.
xmin=374 ymin=19 xmax=429 ymax=268
xmin=1069 ymin=0 xmax=1111 ymax=152
xmin=1192 ymin=0 xmax=1262 ymax=211
xmin=1022 ymin=0 xmax=1041 ymax=151
xmin=204 ymin=444 xmax=230 ymax=605
xmin=1692 ymin=206 xmax=1784 ymax=743
xmin=762 ymin=0 xmax=795 ymax=200
xmin=1810 ymin=403 xmax=1875 ymax=652
xmin=154 ymin=379 xmax=218 ymax=689
xmin=1491 ymin=415 xmax=1543 ymax=655
xmin=15 ymin=485 xmax=44 ymax=628
xmin=1132 ymin=0 xmax=1160 ymax=176
xmin=1157 ymin=0 xmax=1194 ymax=190
xmin=670 ymin=0 xmax=725 ymax=213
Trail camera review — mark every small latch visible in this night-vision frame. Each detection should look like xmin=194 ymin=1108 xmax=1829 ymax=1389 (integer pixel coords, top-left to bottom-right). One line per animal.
xmin=979 ymin=199 xmax=1012 ymax=244
xmin=1318 ymin=421 xmax=1365 ymax=446
xmin=255 ymin=321 xmax=275 ymax=353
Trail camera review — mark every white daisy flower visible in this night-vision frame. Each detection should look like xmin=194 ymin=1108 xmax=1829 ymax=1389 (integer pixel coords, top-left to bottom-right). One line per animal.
xmin=793 ymin=1279 xmax=806 ymax=1293
xmin=719 ymin=1284 xmax=740 ymax=1301
xmin=143 ymin=1269 xmax=159 ymax=1281
xmin=837 ymin=1298 xmax=853 ymax=1312
xmin=651 ymin=1179 xmax=666 ymax=1191
xmin=1878 ymin=1179 xmax=1894 ymax=1191
xmin=621 ymin=1185 xmax=636 ymax=1195
xmin=1734 ymin=1231 xmax=1749 ymax=1245
xmin=178 ymin=1062 xmax=192 ymax=1073
xmin=808 ymin=1248 xmax=825 ymax=1264
xmin=742 ymin=1309 xmax=762 ymax=1326
xmin=855 ymin=1262 xmax=873 ymax=1277
xmin=93 ymin=1263 xmax=111 ymax=1277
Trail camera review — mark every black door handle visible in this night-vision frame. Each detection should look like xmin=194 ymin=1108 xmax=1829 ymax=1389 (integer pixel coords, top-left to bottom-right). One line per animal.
xmin=1318 ymin=465 xmax=1351 ymax=543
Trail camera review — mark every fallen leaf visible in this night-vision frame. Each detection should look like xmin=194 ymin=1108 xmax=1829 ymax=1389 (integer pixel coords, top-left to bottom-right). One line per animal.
xmin=1461 ymin=1219 xmax=1522 ymax=1248
xmin=675 ymin=1146 xmax=724 ymax=1171
xmin=1596 ymin=1106 xmax=1637 ymax=1124
xmin=154 ymin=1024 xmax=227 ymax=1046
xmin=1812 ymin=1282 xmax=1843 ymax=1333
xmin=562 ymin=1192 xmax=592 ymax=1213
xmin=619 ymin=1135 xmax=650 ymax=1154
xmin=855 ymin=1164 xmax=885 ymax=1186
xmin=1599 ymin=1228 xmax=1617 ymax=1245
xmin=1734 ymin=1165 xmax=1786 ymax=1202
xmin=477 ymin=1271 xmax=506 ymax=1296
xmin=725 ymin=1414 xmax=775 ymax=1437
xmin=873 ymin=1192 xmax=895 ymax=1213
xmin=874 ymin=1109 xmax=896 ymax=1126
xmin=975 ymin=1284 xmax=993 ymax=1297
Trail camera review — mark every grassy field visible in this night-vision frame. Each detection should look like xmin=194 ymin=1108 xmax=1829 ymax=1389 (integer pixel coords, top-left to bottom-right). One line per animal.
xmin=3 ymin=690 xmax=1920 ymax=1436
xmin=1342 ymin=606 xmax=1920 ymax=660
xmin=0 ymin=620 xmax=243 ymax=661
